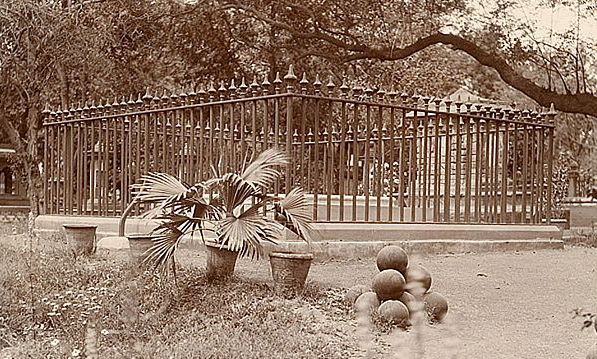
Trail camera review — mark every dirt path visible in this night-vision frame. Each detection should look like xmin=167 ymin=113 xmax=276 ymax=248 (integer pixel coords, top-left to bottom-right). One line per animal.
xmin=221 ymin=246 xmax=597 ymax=358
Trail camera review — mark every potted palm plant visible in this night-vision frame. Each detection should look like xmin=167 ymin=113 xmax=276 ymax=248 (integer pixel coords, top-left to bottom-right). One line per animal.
xmin=130 ymin=148 xmax=314 ymax=282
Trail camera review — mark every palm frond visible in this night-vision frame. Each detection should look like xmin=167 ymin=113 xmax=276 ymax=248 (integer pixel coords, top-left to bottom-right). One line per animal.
xmin=220 ymin=173 xmax=258 ymax=212
xmin=278 ymin=187 xmax=314 ymax=242
xmin=216 ymin=205 xmax=283 ymax=259
xmin=240 ymin=148 xmax=289 ymax=189
xmin=143 ymin=227 xmax=185 ymax=270
xmin=131 ymin=172 xmax=192 ymax=209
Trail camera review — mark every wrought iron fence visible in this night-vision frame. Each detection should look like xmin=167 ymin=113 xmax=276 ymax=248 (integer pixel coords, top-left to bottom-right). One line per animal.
xmin=42 ymin=65 xmax=556 ymax=224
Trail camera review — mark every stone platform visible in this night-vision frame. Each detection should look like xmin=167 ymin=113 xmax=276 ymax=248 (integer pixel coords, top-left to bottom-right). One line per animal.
xmin=34 ymin=215 xmax=564 ymax=261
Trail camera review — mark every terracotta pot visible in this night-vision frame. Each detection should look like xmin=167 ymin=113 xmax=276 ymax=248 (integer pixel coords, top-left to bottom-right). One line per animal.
xmin=269 ymin=252 xmax=313 ymax=296
xmin=63 ymin=224 xmax=97 ymax=256
xmin=127 ymin=234 xmax=156 ymax=264
xmin=205 ymin=242 xmax=239 ymax=280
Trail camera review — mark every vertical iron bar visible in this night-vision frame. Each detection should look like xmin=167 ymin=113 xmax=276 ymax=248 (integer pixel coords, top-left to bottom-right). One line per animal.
xmin=313 ymin=98 xmax=320 ymax=222
xmin=410 ymin=114 xmax=418 ymax=222
xmin=433 ymin=110 xmax=441 ymax=222
xmin=112 ymin=116 xmax=118 ymax=216
xmin=443 ymin=112 xmax=452 ymax=223
xmin=352 ymin=104 xmax=359 ymax=221
xmin=67 ymin=122 xmax=74 ymax=215
xmin=299 ymin=98 xmax=306 ymax=191
xmin=339 ymin=100 xmax=347 ymax=221
xmin=286 ymin=94 xmax=293 ymax=194
xmin=326 ymin=103 xmax=333 ymax=221
xmin=364 ymin=104 xmax=371 ymax=221
xmin=474 ymin=118 xmax=482 ymax=222
xmin=464 ymin=115 xmax=473 ymax=222
xmin=529 ymin=125 xmax=536 ymax=223
xmin=399 ymin=108 xmax=407 ymax=222
xmin=500 ymin=122 xmax=509 ymax=223
xmin=388 ymin=105 xmax=395 ymax=222
xmin=376 ymin=106 xmax=383 ymax=221
xmin=538 ymin=126 xmax=545 ymax=222
xmin=483 ymin=119 xmax=491 ymax=222
xmin=421 ymin=101 xmax=429 ymax=222
xmin=511 ymin=123 xmax=518 ymax=223
xmin=90 ymin=120 xmax=96 ymax=215
xmin=492 ymin=117 xmax=500 ymax=222
xmin=43 ymin=123 xmax=49 ymax=214
xmin=546 ymin=126 xmax=554 ymax=224
xmin=82 ymin=120 xmax=88 ymax=214
xmin=454 ymin=106 xmax=462 ymax=222
xmin=76 ymin=121 xmax=83 ymax=214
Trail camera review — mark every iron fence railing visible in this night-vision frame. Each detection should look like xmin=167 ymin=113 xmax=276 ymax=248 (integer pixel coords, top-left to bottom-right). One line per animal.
xmin=42 ymin=66 xmax=556 ymax=224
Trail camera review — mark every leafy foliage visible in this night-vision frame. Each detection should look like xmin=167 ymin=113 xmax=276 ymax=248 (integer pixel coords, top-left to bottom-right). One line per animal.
xmin=131 ymin=148 xmax=313 ymax=272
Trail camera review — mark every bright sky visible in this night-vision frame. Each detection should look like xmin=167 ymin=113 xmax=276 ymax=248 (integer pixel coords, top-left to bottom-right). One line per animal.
xmin=449 ymin=0 xmax=597 ymax=45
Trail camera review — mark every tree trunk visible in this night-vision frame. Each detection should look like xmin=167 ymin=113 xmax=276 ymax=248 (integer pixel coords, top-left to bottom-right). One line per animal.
xmin=25 ymin=99 xmax=43 ymax=216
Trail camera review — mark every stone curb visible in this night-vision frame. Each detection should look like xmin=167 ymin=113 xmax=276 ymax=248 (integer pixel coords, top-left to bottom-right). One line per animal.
xmin=88 ymin=235 xmax=563 ymax=262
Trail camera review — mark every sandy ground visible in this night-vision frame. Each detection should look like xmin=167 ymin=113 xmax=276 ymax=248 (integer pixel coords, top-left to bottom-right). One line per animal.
xmin=210 ymin=246 xmax=597 ymax=359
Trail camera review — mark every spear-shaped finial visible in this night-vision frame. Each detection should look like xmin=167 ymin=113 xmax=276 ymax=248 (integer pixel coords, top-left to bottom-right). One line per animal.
xmin=313 ymin=74 xmax=322 ymax=95
xmin=299 ymin=72 xmax=309 ymax=94
xmin=284 ymin=65 xmax=297 ymax=92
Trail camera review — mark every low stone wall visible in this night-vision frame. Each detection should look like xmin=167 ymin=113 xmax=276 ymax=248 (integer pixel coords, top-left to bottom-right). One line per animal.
xmin=34 ymin=215 xmax=564 ymax=260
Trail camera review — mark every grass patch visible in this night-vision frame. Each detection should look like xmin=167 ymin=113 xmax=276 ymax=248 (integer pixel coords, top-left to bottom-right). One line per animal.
xmin=0 ymin=234 xmax=358 ymax=358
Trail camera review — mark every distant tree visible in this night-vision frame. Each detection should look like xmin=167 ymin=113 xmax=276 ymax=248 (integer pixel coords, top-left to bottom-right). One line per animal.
xmin=0 ymin=0 xmax=244 ymax=214
xmin=223 ymin=0 xmax=596 ymax=194
xmin=223 ymin=0 xmax=597 ymax=117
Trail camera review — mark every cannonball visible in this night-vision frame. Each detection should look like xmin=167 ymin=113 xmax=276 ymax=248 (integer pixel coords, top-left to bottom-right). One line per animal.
xmin=405 ymin=264 xmax=432 ymax=295
xmin=372 ymin=269 xmax=405 ymax=301
xmin=343 ymin=284 xmax=371 ymax=306
xmin=378 ymin=300 xmax=410 ymax=327
xmin=354 ymin=292 xmax=380 ymax=315
xmin=376 ymin=245 xmax=409 ymax=274
xmin=399 ymin=291 xmax=416 ymax=307
xmin=423 ymin=292 xmax=449 ymax=323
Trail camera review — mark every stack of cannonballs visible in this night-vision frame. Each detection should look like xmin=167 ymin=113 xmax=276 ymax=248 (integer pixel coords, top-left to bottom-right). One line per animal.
xmin=344 ymin=245 xmax=448 ymax=328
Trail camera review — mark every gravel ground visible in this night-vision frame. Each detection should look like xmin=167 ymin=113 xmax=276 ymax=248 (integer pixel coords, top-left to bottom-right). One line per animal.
xmin=193 ymin=246 xmax=597 ymax=359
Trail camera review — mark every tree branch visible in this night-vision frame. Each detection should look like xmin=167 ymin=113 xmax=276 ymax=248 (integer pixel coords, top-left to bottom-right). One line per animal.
xmin=314 ymin=31 xmax=597 ymax=117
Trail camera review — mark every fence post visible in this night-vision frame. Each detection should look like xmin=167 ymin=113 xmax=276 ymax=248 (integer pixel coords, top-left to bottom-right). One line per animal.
xmin=284 ymin=65 xmax=297 ymax=193
xmin=42 ymin=104 xmax=51 ymax=215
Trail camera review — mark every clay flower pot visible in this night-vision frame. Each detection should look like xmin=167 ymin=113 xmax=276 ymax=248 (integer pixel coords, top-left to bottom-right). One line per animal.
xmin=127 ymin=234 xmax=156 ymax=264
xmin=269 ymin=252 xmax=313 ymax=296
xmin=205 ymin=242 xmax=239 ymax=280
xmin=63 ymin=224 xmax=97 ymax=257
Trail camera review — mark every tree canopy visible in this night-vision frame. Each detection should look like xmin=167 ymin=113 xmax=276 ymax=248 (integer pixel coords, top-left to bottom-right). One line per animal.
xmin=0 ymin=0 xmax=595 ymax=211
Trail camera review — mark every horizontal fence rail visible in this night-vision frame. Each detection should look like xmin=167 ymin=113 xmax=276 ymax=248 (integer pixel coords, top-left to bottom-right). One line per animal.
xmin=42 ymin=66 xmax=556 ymax=224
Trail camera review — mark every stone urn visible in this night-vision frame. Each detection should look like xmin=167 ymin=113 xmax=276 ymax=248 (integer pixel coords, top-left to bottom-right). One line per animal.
xmin=269 ymin=252 xmax=313 ymax=296
xmin=205 ymin=242 xmax=239 ymax=280
xmin=63 ymin=224 xmax=97 ymax=257
xmin=126 ymin=234 xmax=156 ymax=264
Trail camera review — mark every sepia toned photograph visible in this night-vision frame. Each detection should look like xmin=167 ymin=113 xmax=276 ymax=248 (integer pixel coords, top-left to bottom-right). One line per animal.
xmin=0 ymin=0 xmax=596 ymax=358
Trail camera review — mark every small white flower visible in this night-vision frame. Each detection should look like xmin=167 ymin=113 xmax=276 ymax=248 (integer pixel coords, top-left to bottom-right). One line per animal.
xmin=101 ymin=329 xmax=109 ymax=335
xmin=50 ymin=338 xmax=60 ymax=346
xmin=71 ymin=348 xmax=81 ymax=357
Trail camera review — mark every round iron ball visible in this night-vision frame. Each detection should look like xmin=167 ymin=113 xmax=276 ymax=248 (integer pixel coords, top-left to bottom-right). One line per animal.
xmin=344 ymin=284 xmax=371 ymax=307
xmin=354 ymin=292 xmax=380 ymax=315
xmin=423 ymin=292 xmax=449 ymax=323
xmin=399 ymin=291 xmax=416 ymax=307
xmin=376 ymin=245 xmax=409 ymax=274
xmin=372 ymin=269 xmax=406 ymax=301
xmin=378 ymin=300 xmax=410 ymax=327
xmin=405 ymin=264 xmax=432 ymax=295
